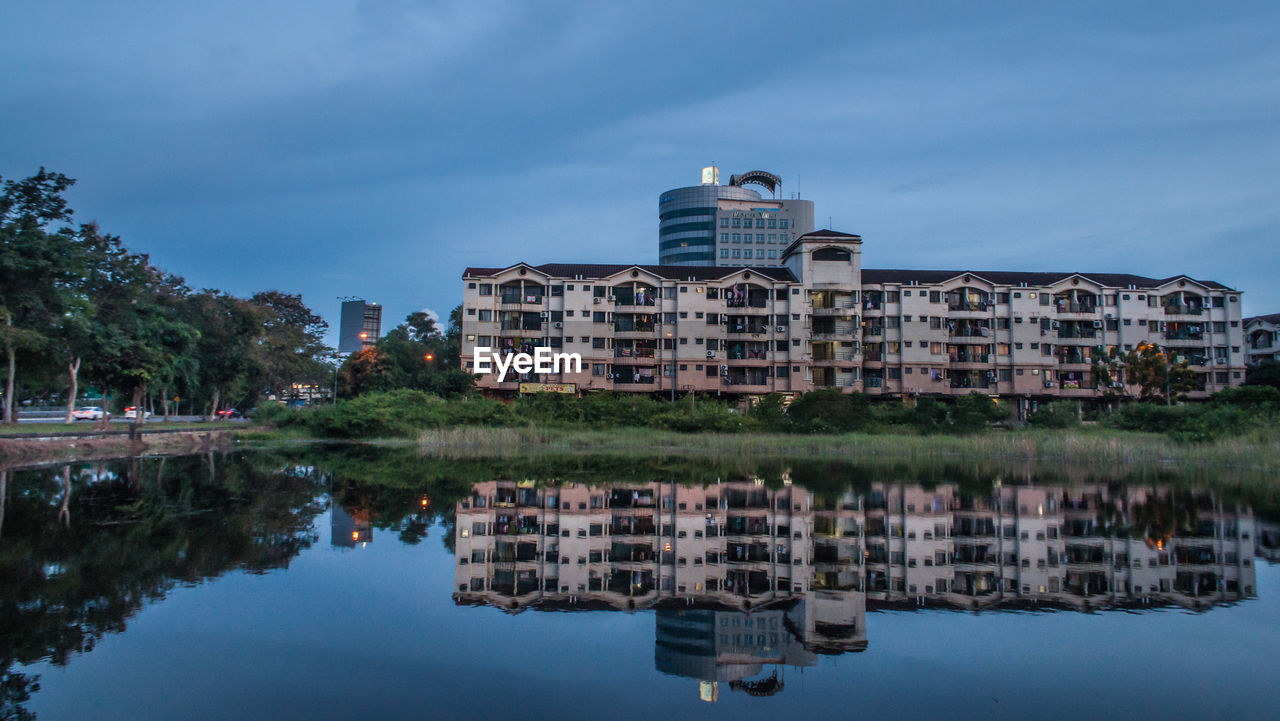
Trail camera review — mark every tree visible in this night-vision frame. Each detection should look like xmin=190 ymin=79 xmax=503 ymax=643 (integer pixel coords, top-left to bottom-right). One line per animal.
xmin=91 ymin=253 xmax=198 ymax=426
xmin=338 ymin=347 xmax=394 ymax=397
xmin=1245 ymin=359 xmax=1280 ymax=390
xmin=1092 ymin=343 xmax=1195 ymax=405
xmin=185 ymin=291 xmax=263 ymax=420
xmin=0 ymin=169 xmax=78 ymax=424
xmin=248 ymin=291 xmax=330 ymax=402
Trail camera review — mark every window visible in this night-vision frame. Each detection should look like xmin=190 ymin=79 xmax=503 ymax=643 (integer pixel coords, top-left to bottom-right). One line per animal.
xmin=478 ymin=283 xmax=493 ymax=296
xmin=592 ymin=363 xmax=605 ymax=376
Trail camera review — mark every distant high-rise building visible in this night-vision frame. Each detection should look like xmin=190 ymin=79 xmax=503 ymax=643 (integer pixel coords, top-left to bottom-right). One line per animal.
xmin=338 ymin=299 xmax=382 ymax=354
xmin=658 ymin=167 xmax=815 ymax=267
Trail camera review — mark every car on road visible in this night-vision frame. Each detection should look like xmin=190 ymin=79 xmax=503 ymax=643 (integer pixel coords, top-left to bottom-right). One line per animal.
xmin=72 ymin=406 xmax=105 ymax=420
xmin=215 ymin=408 xmax=243 ymax=419
xmin=123 ymin=407 xmax=153 ymax=420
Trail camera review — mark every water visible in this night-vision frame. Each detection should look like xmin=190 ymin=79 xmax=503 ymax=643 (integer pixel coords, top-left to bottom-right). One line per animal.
xmin=2 ymin=449 xmax=1278 ymax=720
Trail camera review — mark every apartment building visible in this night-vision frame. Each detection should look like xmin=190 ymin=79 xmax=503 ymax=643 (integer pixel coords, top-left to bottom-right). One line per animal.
xmin=460 ymin=230 xmax=1246 ymax=405
xmin=1245 ymin=313 xmax=1280 ymax=365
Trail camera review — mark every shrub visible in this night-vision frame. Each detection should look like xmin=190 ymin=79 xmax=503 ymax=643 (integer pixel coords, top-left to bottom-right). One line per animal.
xmin=252 ymin=403 xmax=304 ymax=427
xmin=1027 ymin=401 xmax=1081 ymax=429
xmin=787 ymin=390 xmax=875 ymax=432
xmin=1208 ymin=385 xmax=1280 ymax=414
xmin=949 ymin=392 xmax=1008 ymax=432
xmin=304 ymin=389 xmax=448 ymax=438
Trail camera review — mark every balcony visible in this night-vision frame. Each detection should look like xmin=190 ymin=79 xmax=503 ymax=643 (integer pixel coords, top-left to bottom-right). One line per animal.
xmin=726 ymin=288 xmax=770 ymax=309
xmin=948 ymin=322 xmax=992 ymax=338
xmin=1058 ymin=351 xmax=1095 ymax=365
xmin=1054 ymin=299 xmax=1098 ymax=315
xmin=949 ymin=352 xmax=990 ymax=364
xmin=611 ymin=286 xmax=657 ymax=307
xmin=1057 ymin=327 xmax=1098 ymax=340
xmin=1165 ymin=322 xmax=1205 ymax=342
xmin=1164 ymin=303 xmax=1204 ymax=316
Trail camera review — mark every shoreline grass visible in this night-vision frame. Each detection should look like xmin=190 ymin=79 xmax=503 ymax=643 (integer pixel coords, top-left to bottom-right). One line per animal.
xmin=407 ymin=425 xmax=1280 ymax=474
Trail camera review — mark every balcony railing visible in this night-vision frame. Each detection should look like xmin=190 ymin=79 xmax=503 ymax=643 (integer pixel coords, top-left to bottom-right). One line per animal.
xmin=948 ymin=300 xmax=992 ymax=312
xmin=1057 ymin=328 xmax=1097 ymax=339
xmin=1164 ymin=304 xmax=1204 ymax=316
xmin=949 ymin=325 xmax=992 ymax=338
xmin=1054 ymin=300 xmax=1098 ymax=314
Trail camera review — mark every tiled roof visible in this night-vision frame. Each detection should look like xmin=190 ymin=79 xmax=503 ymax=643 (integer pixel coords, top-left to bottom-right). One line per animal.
xmin=462 ymin=262 xmax=798 ymax=282
xmin=860 ymin=269 xmax=1234 ymax=291
xmin=1245 ymin=313 xmax=1280 ymax=325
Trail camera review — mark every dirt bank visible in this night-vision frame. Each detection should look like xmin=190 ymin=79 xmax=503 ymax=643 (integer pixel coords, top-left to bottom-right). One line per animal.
xmin=0 ymin=428 xmax=239 ymax=470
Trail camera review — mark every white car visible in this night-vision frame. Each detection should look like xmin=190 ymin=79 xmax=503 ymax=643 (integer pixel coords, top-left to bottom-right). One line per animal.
xmin=123 ymin=407 xmax=152 ymax=420
xmin=72 ymin=406 xmax=104 ymax=420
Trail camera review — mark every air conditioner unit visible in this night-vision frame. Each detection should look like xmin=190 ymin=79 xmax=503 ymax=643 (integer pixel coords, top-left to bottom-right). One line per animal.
xmin=593 ymin=298 xmax=601 ymax=304
xmin=539 ymin=311 xmax=550 ymax=320
xmin=553 ymin=322 xmax=563 ymax=329
xmin=705 ymin=351 xmax=715 ymax=359
xmin=1050 ymin=320 xmax=1060 ymax=329
xmin=605 ymin=373 xmax=613 ymax=379
xmin=607 ymin=295 xmax=616 ymax=302
xmin=1092 ymin=320 xmax=1103 ymax=329
xmin=720 ymin=365 xmax=729 ymax=371
xmin=721 ymin=318 xmax=729 ymax=325
xmin=1044 ymin=380 xmax=1055 ymax=388
xmin=775 ymin=325 xmax=786 ymax=333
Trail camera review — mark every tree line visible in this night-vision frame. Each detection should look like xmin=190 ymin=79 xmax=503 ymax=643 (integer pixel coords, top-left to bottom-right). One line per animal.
xmin=0 ymin=168 xmax=333 ymax=424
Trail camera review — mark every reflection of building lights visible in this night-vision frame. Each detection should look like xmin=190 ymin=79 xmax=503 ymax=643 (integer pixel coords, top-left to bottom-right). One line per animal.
xmin=664 ymin=542 xmax=672 ymax=552
xmin=359 ymin=332 xmax=368 ymax=339
xmin=421 ymin=497 xmax=430 ymax=507
xmin=351 ymin=531 xmax=359 ymax=541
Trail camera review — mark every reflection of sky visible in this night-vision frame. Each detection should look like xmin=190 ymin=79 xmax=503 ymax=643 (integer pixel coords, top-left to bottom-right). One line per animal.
xmin=27 ymin=523 xmax=1280 ymax=720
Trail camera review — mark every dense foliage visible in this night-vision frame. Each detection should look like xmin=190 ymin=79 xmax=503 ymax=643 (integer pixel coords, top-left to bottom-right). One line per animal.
xmin=0 ymin=169 xmax=333 ymax=422
xmin=260 ymin=389 xmax=1014 ymax=439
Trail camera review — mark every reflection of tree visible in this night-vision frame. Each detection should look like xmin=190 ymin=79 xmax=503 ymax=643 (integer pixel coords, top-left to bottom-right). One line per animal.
xmin=0 ymin=455 xmax=327 ymax=720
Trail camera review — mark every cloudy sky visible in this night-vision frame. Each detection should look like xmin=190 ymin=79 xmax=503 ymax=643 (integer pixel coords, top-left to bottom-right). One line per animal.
xmin=4 ymin=1 xmax=1277 ymax=338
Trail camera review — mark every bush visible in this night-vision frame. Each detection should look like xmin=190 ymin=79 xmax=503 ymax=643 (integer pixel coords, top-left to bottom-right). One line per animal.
xmin=304 ymin=390 xmax=449 ymax=438
xmin=1208 ymin=385 xmax=1280 ymax=414
xmin=787 ymin=390 xmax=876 ymax=432
xmin=252 ymin=403 xmax=304 ymax=427
xmin=949 ymin=392 xmax=1008 ymax=432
xmin=1027 ymin=401 xmax=1081 ymax=429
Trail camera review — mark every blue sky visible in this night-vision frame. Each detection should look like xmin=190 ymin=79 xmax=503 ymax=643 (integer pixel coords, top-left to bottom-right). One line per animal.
xmin=3 ymin=1 xmax=1277 ymax=338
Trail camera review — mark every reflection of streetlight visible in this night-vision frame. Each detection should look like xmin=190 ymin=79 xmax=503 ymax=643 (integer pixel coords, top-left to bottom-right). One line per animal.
xmin=424 ymin=353 xmax=434 ymax=362
xmin=358 ymin=332 xmax=368 ymax=340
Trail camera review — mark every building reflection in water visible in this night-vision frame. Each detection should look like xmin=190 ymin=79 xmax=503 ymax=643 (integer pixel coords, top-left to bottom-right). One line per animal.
xmin=330 ymin=503 xmax=372 ymax=548
xmin=453 ymin=479 xmax=1258 ymax=699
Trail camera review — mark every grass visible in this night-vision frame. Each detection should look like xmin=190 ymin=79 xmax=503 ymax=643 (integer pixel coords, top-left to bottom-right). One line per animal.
xmin=410 ymin=424 xmax=1280 ymax=475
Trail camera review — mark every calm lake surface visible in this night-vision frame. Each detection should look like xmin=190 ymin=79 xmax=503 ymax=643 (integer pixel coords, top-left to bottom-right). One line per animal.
xmin=3 ymin=448 xmax=1278 ymax=721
